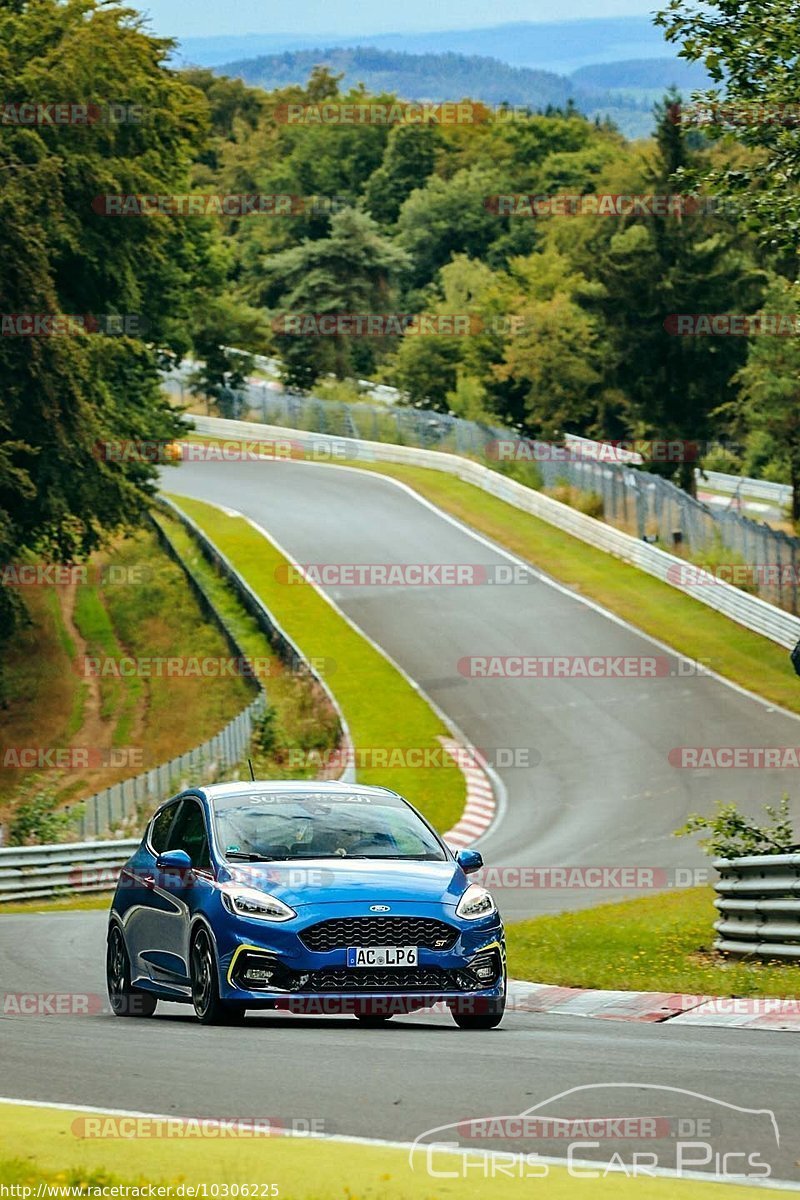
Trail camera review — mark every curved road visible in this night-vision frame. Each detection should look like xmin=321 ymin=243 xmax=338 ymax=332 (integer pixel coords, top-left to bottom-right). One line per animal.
xmin=166 ymin=457 xmax=800 ymax=919
xmin=2 ymin=457 xmax=799 ymax=1184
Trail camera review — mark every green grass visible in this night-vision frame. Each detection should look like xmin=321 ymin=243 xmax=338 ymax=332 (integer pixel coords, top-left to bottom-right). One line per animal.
xmin=0 ymin=1103 xmax=776 ymax=1200
xmin=153 ymin=511 xmax=340 ymax=780
xmin=507 ymin=888 xmax=800 ymax=997
xmin=98 ymin=529 xmax=254 ymax=767
xmin=184 ymin=436 xmax=800 ymax=715
xmin=346 ymin=462 xmax=800 ymax=715
xmin=165 ymin=495 xmax=465 ymax=835
xmin=72 ymin=581 xmax=138 ymax=738
xmin=1 ymin=529 xmax=256 ymax=823
xmin=0 ymin=892 xmax=114 ymax=914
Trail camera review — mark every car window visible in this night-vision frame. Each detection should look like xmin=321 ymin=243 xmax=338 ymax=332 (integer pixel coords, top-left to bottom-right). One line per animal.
xmin=149 ymin=802 xmax=179 ymax=853
xmin=167 ymin=798 xmax=211 ymax=870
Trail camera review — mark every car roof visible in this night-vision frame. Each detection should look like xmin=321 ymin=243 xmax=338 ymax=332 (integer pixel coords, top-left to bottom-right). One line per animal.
xmin=196 ymin=780 xmax=402 ymax=802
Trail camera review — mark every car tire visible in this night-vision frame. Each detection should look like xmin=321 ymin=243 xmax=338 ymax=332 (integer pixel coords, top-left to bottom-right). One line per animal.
xmin=106 ymin=925 xmax=157 ymax=1018
xmin=190 ymin=928 xmax=245 ymax=1025
xmin=451 ymin=977 xmax=506 ymax=1030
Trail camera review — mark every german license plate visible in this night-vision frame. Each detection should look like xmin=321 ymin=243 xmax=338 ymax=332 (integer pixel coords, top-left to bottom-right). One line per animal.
xmin=346 ymin=945 xmax=418 ymax=967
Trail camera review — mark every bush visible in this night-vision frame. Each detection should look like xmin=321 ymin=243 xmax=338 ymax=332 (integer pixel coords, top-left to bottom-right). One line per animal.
xmin=549 ymin=482 xmax=604 ymax=518
xmin=675 ymin=796 xmax=796 ymax=859
xmin=700 ymin=445 xmax=743 ymax=475
xmin=8 ymin=785 xmax=80 ymax=846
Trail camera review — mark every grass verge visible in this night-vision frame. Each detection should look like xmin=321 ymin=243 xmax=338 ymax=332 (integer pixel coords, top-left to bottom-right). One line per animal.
xmin=349 ymin=461 xmax=800 ymax=715
xmin=0 ymin=1102 xmax=776 ymax=1200
xmin=506 ymin=887 xmax=800 ymax=997
xmin=153 ymin=511 xmax=340 ymax=780
xmin=0 ymin=529 xmax=254 ymax=823
xmin=0 ymin=893 xmax=114 ymax=914
xmin=183 ymin=436 xmax=800 ymax=714
xmin=165 ymin=495 xmax=465 ymax=835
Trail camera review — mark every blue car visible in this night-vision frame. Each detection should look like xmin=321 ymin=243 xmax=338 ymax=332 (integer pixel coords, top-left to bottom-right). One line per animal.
xmin=107 ymin=780 xmax=506 ymax=1029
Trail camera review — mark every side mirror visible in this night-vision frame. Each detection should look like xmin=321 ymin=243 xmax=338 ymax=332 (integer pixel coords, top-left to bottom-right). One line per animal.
xmin=156 ymin=849 xmax=193 ymax=874
xmin=456 ymin=848 xmax=483 ymax=875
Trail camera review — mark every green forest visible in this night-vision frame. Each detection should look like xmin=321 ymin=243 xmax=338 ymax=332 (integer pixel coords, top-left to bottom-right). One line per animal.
xmin=2 ymin=0 xmax=800 ymax=647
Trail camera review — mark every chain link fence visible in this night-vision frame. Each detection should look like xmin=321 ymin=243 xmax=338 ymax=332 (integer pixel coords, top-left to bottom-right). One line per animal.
xmin=166 ymin=368 xmax=800 ymax=614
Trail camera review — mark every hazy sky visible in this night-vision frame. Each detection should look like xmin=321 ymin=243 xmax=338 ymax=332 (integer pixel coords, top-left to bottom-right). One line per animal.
xmin=133 ymin=0 xmax=659 ymax=40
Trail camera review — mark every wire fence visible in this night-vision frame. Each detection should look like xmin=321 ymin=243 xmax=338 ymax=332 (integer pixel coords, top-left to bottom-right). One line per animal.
xmin=69 ymin=697 xmax=265 ymax=840
xmin=166 ymin=369 xmax=800 ymax=614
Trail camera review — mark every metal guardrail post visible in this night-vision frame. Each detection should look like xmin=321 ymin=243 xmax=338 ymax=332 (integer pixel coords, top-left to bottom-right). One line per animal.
xmin=713 ymin=853 xmax=800 ymax=959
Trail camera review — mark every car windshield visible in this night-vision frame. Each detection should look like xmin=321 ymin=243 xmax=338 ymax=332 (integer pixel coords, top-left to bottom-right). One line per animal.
xmin=212 ymin=790 xmax=446 ymax=861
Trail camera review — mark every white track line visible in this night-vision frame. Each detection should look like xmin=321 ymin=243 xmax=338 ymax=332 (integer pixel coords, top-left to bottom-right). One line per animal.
xmin=1 ymin=1097 xmax=795 ymax=1191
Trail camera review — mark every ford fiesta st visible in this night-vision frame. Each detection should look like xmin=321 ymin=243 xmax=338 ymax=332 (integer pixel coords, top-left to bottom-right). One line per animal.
xmin=106 ymin=780 xmax=506 ymax=1029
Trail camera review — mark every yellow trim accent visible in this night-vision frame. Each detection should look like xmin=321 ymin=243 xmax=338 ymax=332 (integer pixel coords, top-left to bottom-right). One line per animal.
xmin=226 ymin=943 xmax=275 ymax=988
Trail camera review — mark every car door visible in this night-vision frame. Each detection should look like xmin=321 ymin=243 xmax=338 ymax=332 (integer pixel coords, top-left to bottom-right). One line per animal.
xmin=140 ymin=796 xmax=214 ymax=991
xmin=122 ymin=798 xmax=182 ymax=985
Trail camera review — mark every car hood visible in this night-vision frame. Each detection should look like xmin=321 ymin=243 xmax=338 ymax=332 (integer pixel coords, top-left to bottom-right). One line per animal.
xmin=218 ymin=858 xmax=468 ymax=908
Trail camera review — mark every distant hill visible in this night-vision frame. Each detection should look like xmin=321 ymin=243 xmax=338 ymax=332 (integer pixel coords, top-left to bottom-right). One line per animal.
xmin=175 ymin=17 xmax=678 ymax=75
xmin=220 ymin=47 xmax=595 ymax=112
xmin=214 ymin=46 xmax=684 ymax=139
xmin=572 ymin=58 xmax=711 ymax=92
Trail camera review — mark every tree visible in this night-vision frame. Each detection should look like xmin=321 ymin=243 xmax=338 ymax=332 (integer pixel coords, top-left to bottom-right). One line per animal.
xmin=365 ymin=124 xmax=440 ymax=224
xmin=731 ymin=276 xmax=800 ymax=521
xmin=0 ymin=0 xmax=212 ymax=656
xmin=262 ymin=207 xmax=410 ymax=385
xmin=655 ymin=0 xmax=800 ymax=254
xmin=550 ymin=96 xmax=764 ymax=491
xmin=494 ymin=250 xmax=610 ymax=437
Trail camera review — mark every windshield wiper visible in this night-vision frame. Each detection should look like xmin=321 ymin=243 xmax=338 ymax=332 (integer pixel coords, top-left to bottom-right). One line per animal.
xmin=225 ymin=851 xmax=276 ymax=862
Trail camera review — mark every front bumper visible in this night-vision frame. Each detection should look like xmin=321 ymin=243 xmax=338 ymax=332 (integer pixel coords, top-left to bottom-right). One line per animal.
xmin=213 ymin=901 xmax=505 ymax=1011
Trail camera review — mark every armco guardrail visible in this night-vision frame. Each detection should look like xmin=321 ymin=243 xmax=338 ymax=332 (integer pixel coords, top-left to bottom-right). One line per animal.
xmin=185 ymin=415 xmax=800 ymax=651
xmin=714 ymin=854 xmax=800 ymax=959
xmin=158 ymin=496 xmax=354 ymax=778
xmin=0 ymin=839 xmax=139 ymax=903
xmin=700 ymin=470 xmax=792 ymax=507
xmin=62 ymin=510 xmax=268 ymax=841
xmin=70 ymin=695 xmax=265 ymax=841
xmin=168 ymin=367 xmax=800 ymax=612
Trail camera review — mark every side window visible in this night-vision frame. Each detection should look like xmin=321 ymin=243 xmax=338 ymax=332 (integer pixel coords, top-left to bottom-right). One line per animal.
xmin=150 ymin=803 xmax=179 ymax=853
xmin=167 ymin=799 xmax=211 ymax=871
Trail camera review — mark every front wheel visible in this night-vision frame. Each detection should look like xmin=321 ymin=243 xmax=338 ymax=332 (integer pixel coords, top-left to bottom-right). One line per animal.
xmin=451 ymin=981 xmax=506 ymax=1030
xmin=106 ymin=926 xmax=157 ymax=1018
xmin=190 ymin=928 xmax=245 ymax=1025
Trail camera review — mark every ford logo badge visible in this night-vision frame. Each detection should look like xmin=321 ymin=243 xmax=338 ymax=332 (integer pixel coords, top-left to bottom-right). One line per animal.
xmin=369 ymin=904 xmax=391 ymax=912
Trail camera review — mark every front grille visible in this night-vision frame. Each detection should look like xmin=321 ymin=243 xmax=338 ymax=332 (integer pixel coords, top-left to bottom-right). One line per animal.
xmin=300 ymin=917 xmax=459 ymax=952
xmin=302 ymin=968 xmax=478 ymax=992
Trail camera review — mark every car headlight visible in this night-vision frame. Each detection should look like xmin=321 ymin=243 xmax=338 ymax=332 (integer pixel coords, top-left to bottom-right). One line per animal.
xmin=456 ymin=883 xmax=496 ymax=920
xmin=220 ymin=885 xmax=296 ymax=922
